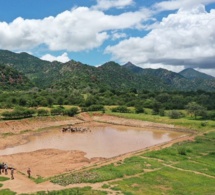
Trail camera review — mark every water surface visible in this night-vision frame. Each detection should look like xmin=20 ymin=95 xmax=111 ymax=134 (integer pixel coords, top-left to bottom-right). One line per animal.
xmin=0 ymin=125 xmax=186 ymax=158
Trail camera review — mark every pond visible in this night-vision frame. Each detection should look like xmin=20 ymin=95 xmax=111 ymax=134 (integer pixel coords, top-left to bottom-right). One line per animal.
xmin=0 ymin=125 xmax=187 ymax=158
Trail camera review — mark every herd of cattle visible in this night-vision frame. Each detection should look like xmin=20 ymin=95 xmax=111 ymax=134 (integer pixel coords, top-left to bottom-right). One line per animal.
xmin=61 ymin=126 xmax=90 ymax=133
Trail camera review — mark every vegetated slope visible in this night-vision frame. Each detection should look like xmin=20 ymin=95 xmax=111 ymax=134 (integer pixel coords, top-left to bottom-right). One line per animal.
xmin=51 ymin=60 xmax=99 ymax=90
xmin=0 ymin=49 xmax=62 ymax=88
xmin=179 ymin=68 xmax=214 ymax=79
xmin=179 ymin=68 xmax=215 ymax=91
xmin=52 ymin=61 xmax=170 ymax=91
xmin=1 ymin=49 xmax=215 ymax=92
xmin=97 ymin=61 xmax=169 ymax=91
xmin=123 ymin=62 xmax=215 ymax=91
xmin=0 ymin=64 xmax=34 ymax=90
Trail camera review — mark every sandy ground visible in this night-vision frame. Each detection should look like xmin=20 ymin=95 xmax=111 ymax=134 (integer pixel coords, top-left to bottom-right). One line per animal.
xmin=0 ymin=113 xmax=195 ymax=194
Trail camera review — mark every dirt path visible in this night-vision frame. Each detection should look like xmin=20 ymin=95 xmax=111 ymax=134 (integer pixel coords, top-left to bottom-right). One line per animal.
xmin=0 ymin=113 xmax=196 ymax=194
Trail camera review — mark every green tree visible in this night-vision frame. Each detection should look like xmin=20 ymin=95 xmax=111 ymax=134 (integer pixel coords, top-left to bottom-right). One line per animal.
xmin=67 ymin=107 xmax=79 ymax=116
xmin=186 ymin=102 xmax=206 ymax=119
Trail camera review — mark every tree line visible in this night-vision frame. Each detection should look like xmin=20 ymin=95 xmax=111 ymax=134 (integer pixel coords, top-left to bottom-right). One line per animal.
xmin=0 ymin=89 xmax=214 ymax=120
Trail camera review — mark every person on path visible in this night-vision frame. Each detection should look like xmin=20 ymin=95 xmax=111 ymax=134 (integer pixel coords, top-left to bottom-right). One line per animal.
xmin=11 ymin=168 xmax=14 ymax=180
xmin=4 ymin=163 xmax=8 ymax=175
xmin=27 ymin=168 xmax=31 ymax=178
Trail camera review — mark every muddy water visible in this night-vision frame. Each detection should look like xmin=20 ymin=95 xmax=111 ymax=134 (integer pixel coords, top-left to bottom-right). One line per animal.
xmin=0 ymin=125 xmax=186 ymax=158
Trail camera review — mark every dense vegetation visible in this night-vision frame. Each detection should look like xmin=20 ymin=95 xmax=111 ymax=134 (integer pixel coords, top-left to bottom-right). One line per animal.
xmin=0 ymin=89 xmax=215 ymax=120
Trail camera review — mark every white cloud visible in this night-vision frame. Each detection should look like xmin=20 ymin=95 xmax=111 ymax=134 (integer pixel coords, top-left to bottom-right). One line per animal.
xmin=105 ymin=5 xmax=215 ymax=73
xmin=154 ymin=0 xmax=215 ymax=11
xmin=0 ymin=7 xmax=149 ymax=52
xmin=111 ymin=32 xmax=127 ymax=40
xmin=41 ymin=53 xmax=70 ymax=63
xmin=93 ymin=0 xmax=134 ymax=10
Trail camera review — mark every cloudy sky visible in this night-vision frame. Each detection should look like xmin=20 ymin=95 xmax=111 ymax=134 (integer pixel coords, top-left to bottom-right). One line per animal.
xmin=0 ymin=0 xmax=215 ymax=76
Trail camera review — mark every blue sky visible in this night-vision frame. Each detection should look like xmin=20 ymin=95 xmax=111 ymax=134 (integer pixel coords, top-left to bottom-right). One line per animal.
xmin=0 ymin=0 xmax=215 ymax=76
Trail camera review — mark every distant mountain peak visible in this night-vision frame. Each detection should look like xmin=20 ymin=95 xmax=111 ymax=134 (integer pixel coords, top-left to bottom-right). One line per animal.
xmin=124 ymin=61 xmax=135 ymax=66
xmin=179 ymin=68 xmax=214 ymax=79
xmin=123 ymin=62 xmax=144 ymax=73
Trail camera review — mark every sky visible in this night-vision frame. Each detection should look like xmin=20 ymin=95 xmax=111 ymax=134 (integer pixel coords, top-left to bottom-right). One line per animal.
xmin=0 ymin=0 xmax=215 ymax=76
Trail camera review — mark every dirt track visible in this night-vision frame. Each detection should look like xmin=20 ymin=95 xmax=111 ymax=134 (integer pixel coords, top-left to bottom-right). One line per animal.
xmin=0 ymin=113 xmax=195 ymax=194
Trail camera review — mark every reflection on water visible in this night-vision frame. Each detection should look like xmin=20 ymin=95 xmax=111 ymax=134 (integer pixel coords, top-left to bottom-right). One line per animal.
xmin=0 ymin=125 xmax=186 ymax=158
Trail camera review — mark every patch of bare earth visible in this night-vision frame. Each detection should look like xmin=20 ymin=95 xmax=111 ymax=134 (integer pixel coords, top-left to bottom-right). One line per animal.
xmin=0 ymin=113 xmax=194 ymax=194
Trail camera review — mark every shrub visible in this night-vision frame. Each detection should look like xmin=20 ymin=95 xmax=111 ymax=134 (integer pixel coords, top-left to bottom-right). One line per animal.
xmin=112 ymin=106 xmax=130 ymax=113
xmin=37 ymin=109 xmax=50 ymax=116
xmin=87 ymin=105 xmax=104 ymax=111
xmin=1 ymin=107 xmax=36 ymax=119
xmin=67 ymin=107 xmax=79 ymax=116
xmin=135 ymin=105 xmax=144 ymax=114
xmin=159 ymin=108 xmax=165 ymax=116
xmin=50 ymin=106 xmax=65 ymax=116
xmin=168 ymin=110 xmax=183 ymax=119
xmin=177 ymin=147 xmax=187 ymax=155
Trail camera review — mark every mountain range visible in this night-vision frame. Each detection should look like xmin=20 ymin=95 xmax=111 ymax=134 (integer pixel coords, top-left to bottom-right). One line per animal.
xmin=0 ymin=49 xmax=215 ymax=92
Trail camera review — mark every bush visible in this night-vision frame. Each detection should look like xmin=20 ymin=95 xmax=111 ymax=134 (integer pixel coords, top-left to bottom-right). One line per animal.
xmin=1 ymin=107 xmax=36 ymax=119
xmin=177 ymin=147 xmax=187 ymax=155
xmin=67 ymin=107 xmax=79 ymax=117
xmin=87 ymin=105 xmax=104 ymax=111
xmin=135 ymin=105 xmax=144 ymax=114
xmin=159 ymin=108 xmax=165 ymax=116
xmin=168 ymin=110 xmax=183 ymax=119
xmin=112 ymin=106 xmax=130 ymax=113
xmin=37 ymin=109 xmax=50 ymax=116
xmin=50 ymin=106 xmax=65 ymax=116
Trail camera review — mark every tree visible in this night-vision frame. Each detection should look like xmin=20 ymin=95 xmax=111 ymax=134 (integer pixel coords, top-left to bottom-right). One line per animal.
xmin=186 ymin=102 xmax=206 ymax=119
xmin=67 ymin=107 xmax=79 ymax=116
xmin=135 ymin=104 xmax=144 ymax=114
xmin=112 ymin=106 xmax=130 ymax=113
xmin=168 ymin=110 xmax=183 ymax=119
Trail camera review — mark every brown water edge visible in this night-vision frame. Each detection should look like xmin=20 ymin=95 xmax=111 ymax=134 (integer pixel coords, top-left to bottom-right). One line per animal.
xmin=0 ymin=123 xmax=187 ymax=158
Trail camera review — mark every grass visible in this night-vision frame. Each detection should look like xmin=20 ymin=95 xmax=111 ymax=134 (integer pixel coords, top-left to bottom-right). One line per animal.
xmin=0 ymin=189 xmax=16 ymax=195
xmin=50 ymin=131 xmax=215 ymax=195
xmin=0 ymin=177 xmax=15 ymax=194
xmin=20 ymin=186 xmax=107 ymax=195
xmin=110 ymin=167 xmax=215 ymax=195
xmin=51 ymin=156 xmax=163 ymax=186
xmin=2 ymin=132 xmax=15 ymax=137
xmin=106 ymin=111 xmax=215 ymax=132
xmin=0 ymin=176 xmax=10 ymax=182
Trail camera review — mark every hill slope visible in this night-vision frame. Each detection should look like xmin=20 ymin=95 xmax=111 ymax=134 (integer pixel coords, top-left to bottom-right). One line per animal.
xmin=0 ymin=50 xmax=215 ymax=92
xmin=0 ymin=64 xmax=34 ymax=90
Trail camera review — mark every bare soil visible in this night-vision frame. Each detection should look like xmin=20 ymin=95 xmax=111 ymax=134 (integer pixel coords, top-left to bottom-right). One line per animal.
xmin=0 ymin=113 xmax=194 ymax=194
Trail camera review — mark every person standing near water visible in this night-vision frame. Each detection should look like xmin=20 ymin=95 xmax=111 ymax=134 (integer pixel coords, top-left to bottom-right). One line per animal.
xmin=11 ymin=168 xmax=14 ymax=180
xmin=27 ymin=168 xmax=31 ymax=178
xmin=4 ymin=163 xmax=8 ymax=175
